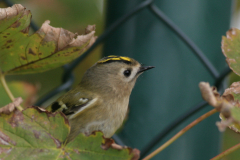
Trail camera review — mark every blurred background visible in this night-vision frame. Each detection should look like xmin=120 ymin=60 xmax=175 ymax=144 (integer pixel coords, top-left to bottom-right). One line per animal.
xmin=0 ymin=0 xmax=239 ymax=159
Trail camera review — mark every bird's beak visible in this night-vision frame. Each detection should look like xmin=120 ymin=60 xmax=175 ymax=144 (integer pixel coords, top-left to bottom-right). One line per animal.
xmin=137 ymin=66 xmax=155 ymax=74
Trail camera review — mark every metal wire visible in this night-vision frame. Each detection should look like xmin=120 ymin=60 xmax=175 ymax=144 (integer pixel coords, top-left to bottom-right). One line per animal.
xmin=149 ymin=4 xmax=219 ymax=78
xmin=63 ymin=0 xmax=153 ymax=77
xmin=2 ymin=0 xmax=231 ymax=157
xmin=35 ymin=72 xmax=74 ymax=106
xmin=1 ymin=0 xmax=40 ymax=31
xmin=215 ymin=67 xmax=232 ymax=88
xmin=35 ymin=0 xmax=153 ymax=106
xmin=140 ymin=101 xmax=208 ymax=158
xmin=140 ymin=65 xmax=230 ymax=157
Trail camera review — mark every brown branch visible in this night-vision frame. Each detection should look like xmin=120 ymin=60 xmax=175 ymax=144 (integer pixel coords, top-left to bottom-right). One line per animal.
xmin=143 ymin=109 xmax=217 ymax=160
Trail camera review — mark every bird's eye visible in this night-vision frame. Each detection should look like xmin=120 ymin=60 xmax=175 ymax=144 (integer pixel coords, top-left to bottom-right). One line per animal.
xmin=123 ymin=69 xmax=131 ymax=77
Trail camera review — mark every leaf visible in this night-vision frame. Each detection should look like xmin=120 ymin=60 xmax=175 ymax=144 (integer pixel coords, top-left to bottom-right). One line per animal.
xmin=199 ymin=82 xmax=240 ymax=133
xmin=0 ymin=106 xmax=137 ymax=159
xmin=199 ymin=82 xmax=218 ymax=106
xmin=66 ymin=132 xmax=139 ymax=160
xmin=0 ymin=4 xmax=96 ymax=75
xmin=222 ymin=28 xmax=240 ymax=75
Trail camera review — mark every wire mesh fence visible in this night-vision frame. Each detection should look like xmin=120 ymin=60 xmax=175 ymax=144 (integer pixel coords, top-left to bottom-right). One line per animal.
xmin=2 ymin=0 xmax=232 ymax=158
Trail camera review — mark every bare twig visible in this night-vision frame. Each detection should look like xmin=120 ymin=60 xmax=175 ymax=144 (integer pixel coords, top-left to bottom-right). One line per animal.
xmin=211 ymin=142 xmax=240 ymax=160
xmin=0 ymin=72 xmax=23 ymax=111
xmin=143 ymin=109 xmax=217 ymax=160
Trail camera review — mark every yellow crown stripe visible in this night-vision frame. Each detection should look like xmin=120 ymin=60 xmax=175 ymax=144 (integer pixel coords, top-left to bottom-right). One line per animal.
xmin=98 ymin=58 xmax=120 ymax=63
xmin=98 ymin=56 xmax=132 ymax=64
xmin=113 ymin=57 xmax=122 ymax=60
xmin=107 ymin=55 xmax=118 ymax=58
xmin=97 ymin=59 xmax=109 ymax=63
xmin=120 ymin=56 xmax=131 ymax=62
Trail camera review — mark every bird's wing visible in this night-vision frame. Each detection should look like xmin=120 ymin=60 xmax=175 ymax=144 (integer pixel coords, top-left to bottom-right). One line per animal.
xmin=67 ymin=97 xmax=98 ymax=119
xmin=48 ymin=89 xmax=98 ymax=118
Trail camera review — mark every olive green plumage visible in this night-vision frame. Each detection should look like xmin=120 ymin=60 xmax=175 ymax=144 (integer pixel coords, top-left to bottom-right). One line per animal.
xmin=46 ymin=55 xmax=154 ymax=142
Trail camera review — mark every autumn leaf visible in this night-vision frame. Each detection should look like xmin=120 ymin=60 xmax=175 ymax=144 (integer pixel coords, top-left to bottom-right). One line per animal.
xmin=0 ymin=4 xmax=138 ymax=159
xmin=199 ymin=82 xmax=240 ymax=133
xmin=222 ymin=28 xmax=240 ymax=75
xmin=0 ymin=106 xmax=138 ymax=159
xmin=0 ymin=4 xmax=96 ymax=75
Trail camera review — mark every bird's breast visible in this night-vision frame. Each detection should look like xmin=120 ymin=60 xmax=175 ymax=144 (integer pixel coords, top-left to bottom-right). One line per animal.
xmin=102 ymin=97 xmax=129 ymax=137
xmin=69 ymin=96 xmax=130 ymax=139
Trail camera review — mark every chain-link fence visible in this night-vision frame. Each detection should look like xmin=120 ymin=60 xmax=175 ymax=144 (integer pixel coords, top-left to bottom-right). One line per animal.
xmin=2 ymin=0 xmax=232 ymax=159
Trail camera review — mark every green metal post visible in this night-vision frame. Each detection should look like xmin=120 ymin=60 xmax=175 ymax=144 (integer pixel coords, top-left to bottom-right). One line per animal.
xmin=103 ymin=1 xmax=232 ymax=159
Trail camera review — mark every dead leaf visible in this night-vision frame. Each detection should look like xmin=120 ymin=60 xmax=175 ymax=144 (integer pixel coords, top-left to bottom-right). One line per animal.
xmin=199 ymin=81 xmax=240 ymax=133
xmin=129 ymin=148 xmax=140 ymax=160
xmin=101 ymin=138 xmax=115 ymax=150
xmin=199 ymin=82 xmax=217 ymax=106
xmin=0 ymin=4 xmax=25 ymax=20
xmin=0 ymin=4 xmax=97 ymax=74
xmin=0 ymin=97 xmax=23 ymax=114
xmin=100 ymin=135 xmax=140 ymax=159
xmin=222 ymin=82 xmax=240 ymax=107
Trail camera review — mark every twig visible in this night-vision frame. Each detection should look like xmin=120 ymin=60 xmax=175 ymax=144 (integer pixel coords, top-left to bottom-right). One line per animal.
xmin=211 ymin=142 xmax=240 ymax=160
xmin=143 ymin=108 xmax=217 ymax=160
xmin=0 ymin=72 xmax=23 ymax=111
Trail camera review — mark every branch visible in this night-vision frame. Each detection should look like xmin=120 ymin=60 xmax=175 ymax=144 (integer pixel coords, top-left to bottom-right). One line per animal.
xmin=143 ymin=108 xmax=217 ymax=160
xmin=0 ymin=72 xmax=23 ymax=111
xmin=211 ymin=142 xmax=240 ymax=160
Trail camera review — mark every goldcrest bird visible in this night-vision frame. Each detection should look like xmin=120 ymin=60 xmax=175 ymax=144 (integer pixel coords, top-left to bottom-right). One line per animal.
xmin=46 ymin=55 xmax=154 ymax=142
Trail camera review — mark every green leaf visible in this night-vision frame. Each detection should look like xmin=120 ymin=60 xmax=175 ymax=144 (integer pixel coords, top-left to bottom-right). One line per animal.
xmin=231 ymin=107 xmax=240 ymax=121
xmin=0 ymin=107 xmax=137 ymax=159
xmin=222 ymin=28 xmax=240 ymax=75
xmin=66 ymin=132 xmax=136 ymax=160
xmin=0 ymin=4 xmax=96 ymax=75
xmin=227 ymin=107 xmax=240 ymax=133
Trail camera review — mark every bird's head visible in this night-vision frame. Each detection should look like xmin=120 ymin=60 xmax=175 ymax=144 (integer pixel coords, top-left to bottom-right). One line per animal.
xmin=80 ymin=55 xmax=154 ymax=95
